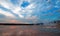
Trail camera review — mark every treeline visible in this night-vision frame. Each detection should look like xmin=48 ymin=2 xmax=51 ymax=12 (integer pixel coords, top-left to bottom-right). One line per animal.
xmin=0 ymin=23 xmax=44 ymax=25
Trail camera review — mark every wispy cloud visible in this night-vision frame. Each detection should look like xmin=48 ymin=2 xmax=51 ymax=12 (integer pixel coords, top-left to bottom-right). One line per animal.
xmin=0 ymin=0 xmax=37 ymax=23
xmin=0 ymin=0 xmax=36 ymax=18
xmin=0 ymin=0 xmax=60 ymax=24
xmin=0 ymin=0 xmax=25 ymax=18
xmin=0 ymin=0 xmax=13 ymax=9
xmin=0 ymin=9 xmax=15 ymax=18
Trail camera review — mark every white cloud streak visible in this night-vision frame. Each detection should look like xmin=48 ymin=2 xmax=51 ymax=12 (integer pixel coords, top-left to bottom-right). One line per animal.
xmin=0 ymin=0 xmax=24 ymax=18
xmin=0 ymin=0 xmax=14 ymax=9
xmin=0 ymin=9 xmax=15 ymax=18
xmin=0 ymin=0 xmax=36 ymax=19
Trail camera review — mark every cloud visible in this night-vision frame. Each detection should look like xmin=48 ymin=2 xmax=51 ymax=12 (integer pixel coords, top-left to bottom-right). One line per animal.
xmin=0 ymin=0 xmax=24 ymax=18
xmin=12 ymin=7 xmax=24 ymax=18
xmin=0 ymin=0 xmax=13 ymax=9
xmin=0 ymin=0 xmax=36 ymax=18
xmin=25 ymin=16 xmax=39 ymax=23
xmin=0 ymin=0 xmax=40 ymax=24
xmin=25 ymin=16 xmax=37 ymax=20
xmin=0 ymin=9 xmax=15 ymax=18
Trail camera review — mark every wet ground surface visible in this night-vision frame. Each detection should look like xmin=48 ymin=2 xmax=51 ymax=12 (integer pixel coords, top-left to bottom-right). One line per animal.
xmin=0 ymin=25 xmax=60 ymax=36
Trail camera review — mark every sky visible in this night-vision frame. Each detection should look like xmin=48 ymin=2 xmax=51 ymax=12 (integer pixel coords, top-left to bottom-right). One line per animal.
xmin=0 ymin=0 xmax=60 ymax=24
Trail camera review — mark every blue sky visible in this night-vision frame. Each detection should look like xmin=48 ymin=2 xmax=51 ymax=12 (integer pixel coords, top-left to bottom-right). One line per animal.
xmin=0 ymin=0 xmax=60 ymax=24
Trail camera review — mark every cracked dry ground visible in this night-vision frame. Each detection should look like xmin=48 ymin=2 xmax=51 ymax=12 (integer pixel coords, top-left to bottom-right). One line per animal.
xmin=0 ymin=25 xmax=60 ymax=36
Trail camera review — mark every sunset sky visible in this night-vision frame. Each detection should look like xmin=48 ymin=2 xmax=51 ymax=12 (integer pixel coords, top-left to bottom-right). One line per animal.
xmin=0 ymin=0 xmax=60 ymax=24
